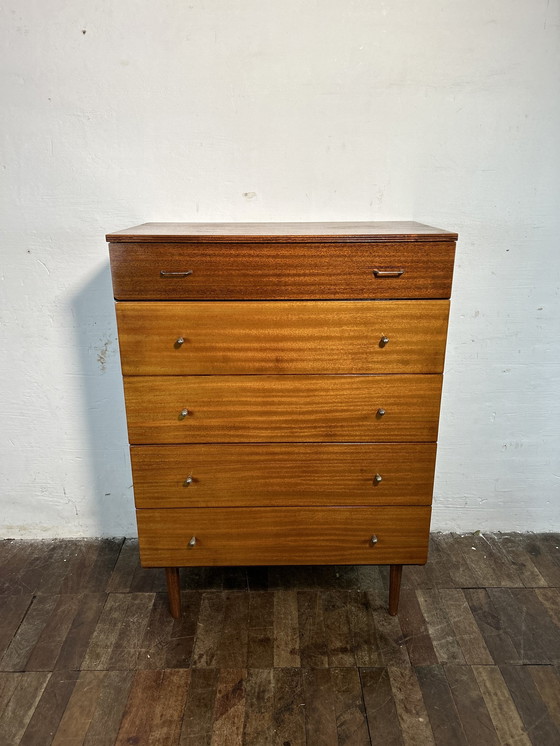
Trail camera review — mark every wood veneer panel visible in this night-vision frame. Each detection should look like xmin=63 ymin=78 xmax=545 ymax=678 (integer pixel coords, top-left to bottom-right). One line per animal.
xmin=117 ymin=300 xmax=449 ymax=375
xmin=124 ymin=374 xmax=443 ymax=444
xmin=136 ymin=506 xmax=431 ymax=567
xmin=109 ymin=241 xmax=455 ymax=300
xmin=130 ymin=443 xmax=437 ymax=508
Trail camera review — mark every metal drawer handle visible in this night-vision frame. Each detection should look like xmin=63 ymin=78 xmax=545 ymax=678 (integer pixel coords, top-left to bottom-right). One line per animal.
xmin=372 ymin=268 xmax=405 ymax=278
xmin=376 ymin=408 xmax=386 ymax=417
xmin=179 ymin=408 xmax=189 ymax=419
xmin=188 ymin=536 xmax=197 ymax=548
xmin=160 ymin=270 xmax=193 ymax=277
xmin=175 ymin=337 xmax=185 ymax=346
xmin=373 ymin=473 xmax=383 ymax=484
xmin=379 ymin=336 xmax=389 ymax=347
xmin=370 ymin=534 xmax=378 ymax=545
xmin=183 ymin=476 xmax=193 ymax=487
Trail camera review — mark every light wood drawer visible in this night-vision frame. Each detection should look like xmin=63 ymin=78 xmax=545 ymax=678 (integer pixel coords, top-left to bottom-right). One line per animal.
xmin=136 ymin=506 xmax=431 ymax=566
xmin=116 ymin=300 xmax=449 ymax=375
xmin=109 ymin=241 xmax=455 ymax=300
xmin=130 ymin=443 xmax=437 ymax=508
xmin=123 ymin=374 xmax=443 ymax=444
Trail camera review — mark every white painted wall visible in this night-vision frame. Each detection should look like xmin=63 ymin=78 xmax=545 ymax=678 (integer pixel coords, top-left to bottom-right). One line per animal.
xmin=1 ymin=1 xmax=559 ymax=537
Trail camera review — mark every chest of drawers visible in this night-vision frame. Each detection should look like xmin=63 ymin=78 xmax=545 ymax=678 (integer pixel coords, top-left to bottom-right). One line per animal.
xmin=107 ymin=221 xmax=456 ymax=618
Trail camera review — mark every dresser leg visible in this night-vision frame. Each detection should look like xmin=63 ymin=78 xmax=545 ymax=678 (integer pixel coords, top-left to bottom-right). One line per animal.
xmin=388 ymin=564 xmax=403 ymax=616
xmin=165 ymin=567 xmax=181 ymax=618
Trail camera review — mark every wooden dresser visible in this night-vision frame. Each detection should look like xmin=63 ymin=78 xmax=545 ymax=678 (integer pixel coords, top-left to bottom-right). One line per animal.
xmin=107 ymin=221 xmax=456 ymax=618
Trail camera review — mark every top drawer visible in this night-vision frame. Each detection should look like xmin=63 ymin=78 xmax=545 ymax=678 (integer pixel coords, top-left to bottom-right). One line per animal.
xmin=109 ymin=241 xmax=455 ymax=300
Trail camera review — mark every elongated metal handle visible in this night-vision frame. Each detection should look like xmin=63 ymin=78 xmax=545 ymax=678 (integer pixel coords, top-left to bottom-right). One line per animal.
xmin=160 ymin=270 xmax=193 ymax=277
xmin=372 ymin=268 xmax=405 ymax=278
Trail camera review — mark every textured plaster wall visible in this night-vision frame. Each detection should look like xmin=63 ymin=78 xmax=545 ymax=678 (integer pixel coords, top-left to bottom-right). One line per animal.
xmin=1 ymin=1 xmax=559 ymax=537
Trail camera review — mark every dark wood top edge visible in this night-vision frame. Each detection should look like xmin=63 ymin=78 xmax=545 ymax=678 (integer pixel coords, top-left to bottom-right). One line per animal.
xmin=107 ymin=234 xmax=457 ymax=244
xmin=113 ymin=294 xmax=452 ymax=301
xmin=106 ymin=221 xmax=458 ymax=243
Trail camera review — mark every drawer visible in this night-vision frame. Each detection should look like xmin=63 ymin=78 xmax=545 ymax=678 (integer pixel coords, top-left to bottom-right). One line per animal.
xmin=117 ymin=300 xmax=449 ymax=375
xmin=109 ymin=242 xmax=455 ymax=300
xmin=136 ymin=506 xmax=431 ymax=566
xmin=131 ymin=443 xmax=437 ymax=508
xmin=123 ymin=374 xmax=442 ymax=444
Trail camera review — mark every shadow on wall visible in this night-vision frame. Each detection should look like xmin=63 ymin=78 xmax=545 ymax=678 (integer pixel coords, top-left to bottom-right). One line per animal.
xmin=71 ymin=261 xmax=136 ymax=536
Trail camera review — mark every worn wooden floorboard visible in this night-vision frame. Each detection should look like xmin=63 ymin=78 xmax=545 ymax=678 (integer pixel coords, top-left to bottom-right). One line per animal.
xmin=0 ymin=533 xmax=558 ymax=744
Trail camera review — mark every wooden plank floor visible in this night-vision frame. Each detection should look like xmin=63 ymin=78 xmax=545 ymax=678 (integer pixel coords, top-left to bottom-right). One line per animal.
xmin=0 ymin=533 xmax=559 ymax=745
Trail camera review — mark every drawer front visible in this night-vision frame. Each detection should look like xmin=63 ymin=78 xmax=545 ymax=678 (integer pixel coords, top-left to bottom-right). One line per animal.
xmin=109 ymin=242 xmax=455 ymax=300
xmin=117 ymin=300 xmax=449 ymax=375
xmin=131 ymin=443 xmax=437 ymax=508
xmin=124 ymin=374 xmax=443 ymax=444
xmin=136 ymin=506 xmax=431 ymax=566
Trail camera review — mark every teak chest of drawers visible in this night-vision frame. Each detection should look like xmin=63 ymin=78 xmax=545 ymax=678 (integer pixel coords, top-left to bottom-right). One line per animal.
xmin=107 ymin=221 xmax=456 ymax=617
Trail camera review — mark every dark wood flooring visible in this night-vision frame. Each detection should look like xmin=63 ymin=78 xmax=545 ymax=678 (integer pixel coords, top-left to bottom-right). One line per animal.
xmin=0 ymin=533 xmax=559 ymax=745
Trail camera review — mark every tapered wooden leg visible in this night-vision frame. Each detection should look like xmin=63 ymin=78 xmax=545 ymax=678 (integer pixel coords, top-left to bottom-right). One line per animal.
xmin=165 ymin=567 xmax=181 ymax=618
xmin=388 ymin=564 xmax=403 ymax=616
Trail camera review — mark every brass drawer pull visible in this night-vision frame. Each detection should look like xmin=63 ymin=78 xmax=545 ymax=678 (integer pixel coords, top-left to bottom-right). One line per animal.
xmin=373 ymin=473 xmax=383 ymax=484
xmin=160 ymin=270 xmax=193 ymax=277
xmin=372 ymin=268 xmax=404 ymax=278
xmin=370 ymin=534 xmax=378 ymax=545
xmin=188 ymin=536 xmax=197 ymax=548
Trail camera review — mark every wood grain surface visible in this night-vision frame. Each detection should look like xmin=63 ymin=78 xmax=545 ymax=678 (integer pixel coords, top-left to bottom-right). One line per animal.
xmin=109 ymin=221 xmax=456 ymax=644
xmin=130 ymin=443 xmax=437 ymax=508
xmin=109 ymin=241 xmax=455 ymax=299
xmin=116 ymin=300 xmax=450 ymax=375
xmin=106 ymin=220 xmax=458 ymax=242
xmin=123 ymin=374 xmax=443 ymax=444
xmin=0 ymin=535 xmax=559 ymax=745
xmin=135 ymin=506 xmax=431 ymax=566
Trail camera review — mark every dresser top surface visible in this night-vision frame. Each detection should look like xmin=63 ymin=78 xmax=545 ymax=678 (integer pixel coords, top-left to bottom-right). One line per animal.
xmin=106 ymin=221 xmax=457 ymax=243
